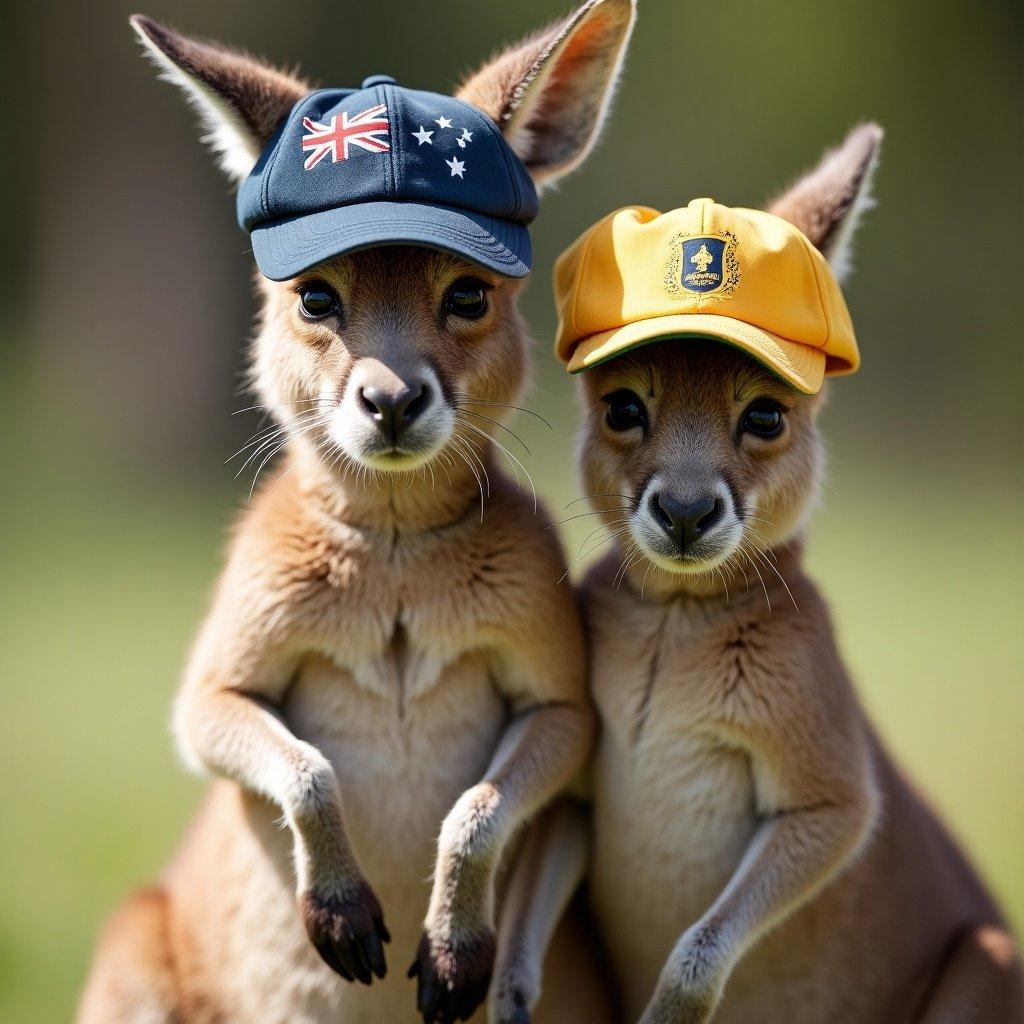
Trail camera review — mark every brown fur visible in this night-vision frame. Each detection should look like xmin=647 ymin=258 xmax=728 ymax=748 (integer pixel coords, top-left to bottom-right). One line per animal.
xmin=568 ymin=136 xmax=1024 ymax=1023
xmin=79 ymin=5 xmax=635 ymax=1023
xmin=130 ymin=15 xmax=308 ymax=148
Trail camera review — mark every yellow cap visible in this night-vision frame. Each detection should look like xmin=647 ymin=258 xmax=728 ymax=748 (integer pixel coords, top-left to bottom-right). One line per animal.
xmin=554 ymin=198 xmax=859 ymax=393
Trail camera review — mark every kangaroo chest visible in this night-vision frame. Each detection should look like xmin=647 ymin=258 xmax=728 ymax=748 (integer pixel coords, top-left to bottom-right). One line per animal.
xmin=281 ymin=524 xmax=508 ymax=924
xmin=588 ymin=595 xmax=760 ymax=1013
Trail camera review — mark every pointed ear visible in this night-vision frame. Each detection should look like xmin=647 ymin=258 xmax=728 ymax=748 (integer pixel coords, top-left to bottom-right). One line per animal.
xmin=768 ymin=123 xmax=883 ymax=283
xmin=130 ymin=15 xmax=309 ymax=183
xmin=456 ymin=0 xmax=636 ymax=189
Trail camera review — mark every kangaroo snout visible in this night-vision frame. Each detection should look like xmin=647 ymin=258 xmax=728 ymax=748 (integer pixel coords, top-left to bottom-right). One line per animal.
xmin=631 ymin=475 xmax=740 ymax=572
xmin=332 ymin=359 xmax=453 ymax=470
xmin=649 ymin=491 xmax=724 ymax=552
xmin=357 ymin=378 xmax=432 ymax=442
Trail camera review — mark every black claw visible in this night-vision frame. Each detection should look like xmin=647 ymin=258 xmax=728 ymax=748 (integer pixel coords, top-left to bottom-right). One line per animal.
xmin=363 ymin=932 xmax=387 ymax=978
xmin=349 ymin=937 xmax=372 ymax=982
xmin=375 ymin=915 xmax=392 ymax=944
xmin=419 ymin=979 xmax=441 ymax=1021
xmin=336 ymin=942 xmax=366 ymax=985
xmin=314 ymin=939 xmax=354 ymax=982
xmin=408 ymin=959 xmax=421 ymax=979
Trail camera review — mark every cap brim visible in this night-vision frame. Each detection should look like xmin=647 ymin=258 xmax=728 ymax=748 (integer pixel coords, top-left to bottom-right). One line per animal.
xmin=250 ymin=200 xmax=532 ymax=281
xmin=565 ymin=314 xmax=826 ymax=394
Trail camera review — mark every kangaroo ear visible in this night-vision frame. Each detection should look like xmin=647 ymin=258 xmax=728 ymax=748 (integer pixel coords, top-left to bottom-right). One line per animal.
xmin=130 ymin=15 xmax=309 ymax=183
xmin=457 ymin=0 xmax=636 ymax=189
xmin=768 ymin=123 xmax=883 ymax=283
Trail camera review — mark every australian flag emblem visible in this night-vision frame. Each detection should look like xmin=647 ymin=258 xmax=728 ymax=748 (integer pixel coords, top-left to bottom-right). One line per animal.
xmin=681 ymin=237 xmax=727 ymax=293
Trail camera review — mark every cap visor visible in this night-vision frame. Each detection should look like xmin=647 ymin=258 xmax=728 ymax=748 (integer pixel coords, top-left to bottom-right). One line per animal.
xmin=565 ymin=314 xmax=826 ymax=394
xmin=250 ymin=200 xmax=531 ymax=281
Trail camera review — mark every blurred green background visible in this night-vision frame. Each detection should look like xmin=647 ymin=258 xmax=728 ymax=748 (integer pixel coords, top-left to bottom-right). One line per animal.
xmin=1 ymin=0 xmax=1022 ymax=1020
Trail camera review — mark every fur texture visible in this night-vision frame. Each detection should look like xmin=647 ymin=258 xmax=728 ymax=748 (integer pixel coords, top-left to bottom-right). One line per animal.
xmin=78 ymin=5 xmax=636 ymax=1021
xmin=563 ymin=140 xmax=1024 ymax=1022
xmin=768 ymin=123 xmax=883 ymax=283
xmin=458 ymin=0 xmax=636 ymax=188
xmin=130 ymin=15 xmax=308 ymax=181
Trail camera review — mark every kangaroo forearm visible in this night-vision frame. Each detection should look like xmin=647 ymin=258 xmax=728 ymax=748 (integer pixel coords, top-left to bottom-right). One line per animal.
xmin=713 ymin=800 xmax=873 ymax=949
xmin=175 ymin=686 xmax=362 ymax=886
xmin=428 ymin=702 xmax=592 ymax=933
xmin=639 ymin=797 xmax=874 ymax=1024
xmin=668 ymin=796 xmax=875 ymax=984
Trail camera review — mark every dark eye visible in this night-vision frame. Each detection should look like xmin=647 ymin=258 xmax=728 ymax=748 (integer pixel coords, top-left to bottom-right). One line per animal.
xmin=298 ymin=282 xmax=340 ymax=319
xmin=444 ymin=277 xmax=490 ymax=319
xmin=603 ymin=389 xmax=648 ymax=432
xmin=740 ymin=399 xmax=785 ymax=438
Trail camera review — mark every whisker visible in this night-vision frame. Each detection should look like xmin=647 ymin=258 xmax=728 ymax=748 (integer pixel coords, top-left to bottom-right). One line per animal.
xmin=546 ymin=507 xmax=632 ymax=530
xmin=563 ymin=494 xmax=633 ymax=508
xmin=231 ymin=398 xmax=333 ymax=416
xmin=459 ymin=419 xmax=538 ymax=514
xmin=741 ymin=547 xmax=771 ymax=613
xmin=454 ymin=397 xmax=554 ymax=432
xmin=748 ymin=543 xmax=799 ymax=612
xmin=451 ymin=430 xmax=491 ymax=498
xmin=455 ymin=408 xmax=532 ymax=455
xmin=236 ymin=414 xmax=331 ymax=478
xmin=447 ymin=436 xmax=486 ymax=521
xmin=556 ymin=524 xmax=633 ymax=585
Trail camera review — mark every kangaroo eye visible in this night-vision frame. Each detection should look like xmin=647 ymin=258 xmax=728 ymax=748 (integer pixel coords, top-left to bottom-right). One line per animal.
xmin=298 ymin=282 xmax=340 ymax=319
xmin=603 ymin=389 xmax=648 ymax=432
xmin=741 ymin=399 xmax=785 ymax=438
xmin=444 ymin=277 xmax=490 ymax=319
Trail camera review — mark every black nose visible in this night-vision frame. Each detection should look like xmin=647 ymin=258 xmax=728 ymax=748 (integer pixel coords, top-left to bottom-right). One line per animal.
xmin=649 ymin=491 xmax=724 ymax=551
xmin=358 ymin=381 xmax=430 ymax=440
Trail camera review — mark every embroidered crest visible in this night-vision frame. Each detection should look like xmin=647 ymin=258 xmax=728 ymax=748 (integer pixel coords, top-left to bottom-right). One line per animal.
xmin=301 ymin=104 xmax=390 ymax=169
xmin=664 ymin=232 xmax=741 ymax=299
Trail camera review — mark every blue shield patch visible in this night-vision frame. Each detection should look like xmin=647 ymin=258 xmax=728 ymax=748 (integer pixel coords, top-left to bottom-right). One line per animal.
xmin=681 ymin=236 xmax=727 ymax=293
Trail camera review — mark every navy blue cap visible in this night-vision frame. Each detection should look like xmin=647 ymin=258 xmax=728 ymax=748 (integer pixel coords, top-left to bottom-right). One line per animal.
xmin=237 ymin=76 xmax=539 ymax=280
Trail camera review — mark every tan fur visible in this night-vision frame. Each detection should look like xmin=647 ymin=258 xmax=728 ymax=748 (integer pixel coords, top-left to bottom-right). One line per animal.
xmin=458 ymin=0 xmax=636 ymax=188
xmin=79 ymin=6 xmax=635 ymax=1022
xmin=569 ymin=139 xmax=1023 ymax=1023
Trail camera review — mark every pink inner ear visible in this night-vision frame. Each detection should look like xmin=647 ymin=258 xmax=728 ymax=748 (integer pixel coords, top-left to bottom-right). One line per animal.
xmin=541 ymin=12 xmax=620 ymax=104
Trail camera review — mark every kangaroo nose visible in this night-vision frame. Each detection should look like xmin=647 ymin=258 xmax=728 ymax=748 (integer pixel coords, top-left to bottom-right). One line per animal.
xmin=358 ymin=381 xmax=430 ymax=440
xmin=649 ymin=492 xmax=724 ymax=551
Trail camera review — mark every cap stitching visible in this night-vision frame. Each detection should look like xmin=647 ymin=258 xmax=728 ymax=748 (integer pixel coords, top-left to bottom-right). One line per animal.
xmin=568 ymin=214 xmax=612 ymax=349
xmin=383 ymin=84 xmax=398 ymax=196
xmin=260 ymin=91 xmax=311 ymax=221
xmin=467 ymin=97 xmax=524 ymax=220
xmin=799 ymin=232 xmax=830 ymax=350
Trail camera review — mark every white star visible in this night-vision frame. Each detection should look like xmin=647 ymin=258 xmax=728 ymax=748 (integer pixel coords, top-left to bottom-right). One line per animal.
xmin=459 ymin=129 xmax=473 ymax=142
xmin=435 ymin=116 xmax=453 ymax=129
xmin=446 ymin=157 xmax=466 ymax=179
xmin=412 ymin=125 xmax=434 ymax=145
xmin=457 ymin=138 xmax=467 ymax=149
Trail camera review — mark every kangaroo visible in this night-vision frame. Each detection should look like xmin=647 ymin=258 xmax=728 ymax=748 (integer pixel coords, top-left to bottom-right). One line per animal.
xmin=531 ymin=125 xmax=1021 ymax=1023
xmin=76 ymin=4 xmax=635 ymax=1023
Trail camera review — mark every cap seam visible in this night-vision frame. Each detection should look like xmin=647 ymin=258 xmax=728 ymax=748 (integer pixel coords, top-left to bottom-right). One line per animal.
xmin=569 ymin=214 xmax=613 ymax=344
xmin=800 ymin=232 xmax=830 ymax=350
xmin=468 ymin=97 xmax=524 ymax=220
xmin=261 ymin=90 xmax=313 ymax=221
xmin=384 ymin=84 xmax=398 ymax=197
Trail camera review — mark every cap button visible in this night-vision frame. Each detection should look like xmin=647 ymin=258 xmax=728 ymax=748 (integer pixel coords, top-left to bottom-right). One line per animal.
xmin=689 ymin=197 xmax=716 ymax=206
xmin=361 ymin=74 xmax=396 ymax=88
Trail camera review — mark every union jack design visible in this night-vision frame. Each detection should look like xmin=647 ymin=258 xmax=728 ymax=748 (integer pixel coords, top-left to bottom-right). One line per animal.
xmin=301 ymin=104 xmax=390 ymax=169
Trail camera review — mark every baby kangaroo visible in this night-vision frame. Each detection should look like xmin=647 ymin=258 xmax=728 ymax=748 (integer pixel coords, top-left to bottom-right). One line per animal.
xmin=77 ymin=4 xmax=635 ymax=1024
xmin=553 ymin=126 xmax=1024 ymax=1023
